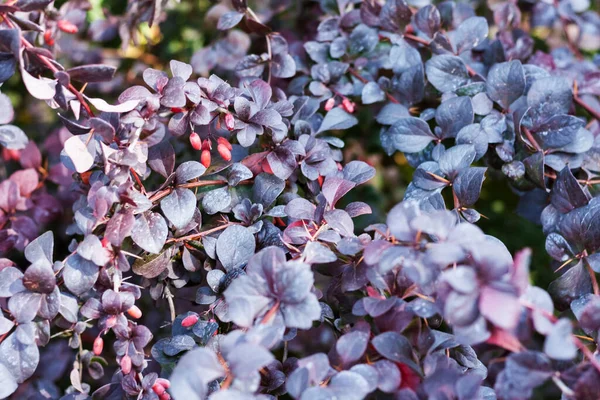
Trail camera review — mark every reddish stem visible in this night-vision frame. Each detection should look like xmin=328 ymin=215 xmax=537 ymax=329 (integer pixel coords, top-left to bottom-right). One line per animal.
xmin=521 ymin=126 xmax=541 ymax=151
xmin=261 ymin=301 xmax=280 ymax=324
xmin=348 ymin=68 xmax=400 ymax=104
xmin=574 ymin=95 xmax=600 ymax=122
xmin=403 ymin=33 xmax=430 ymax=47
xmin=166 ymin=222 xmax=236 ymax=244
xmin=2 ymin=14 xmax=95 ymax=117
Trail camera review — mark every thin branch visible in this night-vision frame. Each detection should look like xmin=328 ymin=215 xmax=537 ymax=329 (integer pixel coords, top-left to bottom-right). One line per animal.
xmin=403 ymin=33 xmax=431 ymax=47
xmin=348 ymin=68 xmax=400 ymax=104
xmin=164 ymin=285 xmax=176 ymax=323
xmin=521 ymin=126 xmax=542 ymax=151
xmin=15 ymin=29 xmax=95 ymax=117
xmin=585 ymin=260 xmax=599 ymax=296
xmin=165 ymin=222 xmax=236 ymax=243
xmin=574 ymin=95 xmax=600 ymax=122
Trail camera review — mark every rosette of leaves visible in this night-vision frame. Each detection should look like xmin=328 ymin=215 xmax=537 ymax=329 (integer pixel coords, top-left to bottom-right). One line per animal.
xmin=223 ymin=246 xmax=321 ymax=329
xmin=170 ymin=326 xmax=280 ymax=400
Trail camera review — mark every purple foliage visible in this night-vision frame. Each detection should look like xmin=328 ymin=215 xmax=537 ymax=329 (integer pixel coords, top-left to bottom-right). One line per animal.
xmin=0 ymin=0 xmax=600 ymax=399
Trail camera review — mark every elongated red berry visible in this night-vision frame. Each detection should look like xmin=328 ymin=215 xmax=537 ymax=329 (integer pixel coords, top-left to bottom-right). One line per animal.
xmin=217 ymin=137 xmax=232 ymax=150
xmin=224 ymin=113 xmax=235 ymax=131
xmin=155 ymin=378 xmax=171 ymax=389
xmin=201 ymin=139 xmax=212 ymax=151
xmin=152 ymin=383 xmax=166 ymax=396
xmin=189 ymin=132 xmax=202 ymax=150
xmin=43 ymin=30 xmax=55 ymax=46
xmin=93 ymin=337 xmax=104 ymax=356
xmin=120 ymin=355 xmax=132 ymax=374
xmin=217 ymin=143 xmax=232 ymax=161
xmin=324 ymin=97 xmax=335 ymax=111
xmin=57 ymin=20 xmax=79 ymax=34
xmin=201 ymin=150 xmax=211 ymax=168
xmin=170 ymin=107 xmax=184 ymax=113
xmin=341 ymin=98 xmax=354 ymax=113
xmin=317 ymin=175 xmax=324 ymax=187
xmin=181 ymin=314 xmax=199 ymax=328
xmin=127 ymin=305 xmax=142 ymax=319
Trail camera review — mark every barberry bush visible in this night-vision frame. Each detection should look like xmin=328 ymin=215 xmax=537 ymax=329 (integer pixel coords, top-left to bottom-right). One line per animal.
xmin=0 ymin=0 xmax=600 ymax=398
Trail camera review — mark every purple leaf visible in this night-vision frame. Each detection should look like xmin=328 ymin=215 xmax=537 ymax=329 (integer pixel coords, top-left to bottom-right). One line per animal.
xmin=161 ymin=188 xmax=197 ymax=229
xmin=0 ymin=124 xmax=28 ymax=150
xmin=131 ymin=212 xmax=168 ymax=254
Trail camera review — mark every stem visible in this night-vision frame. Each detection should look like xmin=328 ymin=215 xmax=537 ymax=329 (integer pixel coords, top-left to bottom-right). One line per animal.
xmin=164 ymin=285 xmax=176 ymax=322
xmin=0 ymin=331 xmax=10 ymax=346
xmin=552 ymin=374 xmax=575 ymax=397
xmin=348 ymin=68 xmax=400 ymax=104
xmin=221 ymin=374 xmax=233 ymax=390
xmin=403 ymin=33 xmax=430 ymax=47
xmin=521 ymin=126 xmax=541 ymax=151
xmin=282 ymin=341 xmax=288 ymax=362
xmin=585 ymin=260 xmax=599 ymax=296
xmin=261 ymin=301 xmax=280 ymax=324
xmin=574 ymin=337 xmax=600 ymax=374
xmin=465 ymin=63 xmax=478 ymax=77
xmin=166 ymin=222 xmax=235 ymax=243
xmin=574 ymin=95 xmax=600 ymax=122
xmin=178 ymin=179 xmax=227 ymax=189
xmin=130 ymin=168 xmax=146 ymax=195
xmin=14 ymin=28 xmax=95 ymax=117
xmin=149 ymin=180 xmax=228 ymax=203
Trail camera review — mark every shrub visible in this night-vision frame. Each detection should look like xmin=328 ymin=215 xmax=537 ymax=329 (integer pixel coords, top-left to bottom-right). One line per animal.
xmin=0 ymin=0 xmax=599 ymax=399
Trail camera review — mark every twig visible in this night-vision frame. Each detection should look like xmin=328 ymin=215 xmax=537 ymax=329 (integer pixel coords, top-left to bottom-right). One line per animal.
xmin=1 ymin=15 xmax=96 ymax=117
xmin=403 ymin=33 xmax=431 ymax=47
xmin=574 ymin=95 xmax=600 ymax=122
xmin=165 ymin=222 xmax=236 ymax=243
xmin=348 ymin=68 xmax=400 ymax=104
xmin=164 ymin=285 xmax=176 ymax=322
xmin=585 ymin=260 xmax=599 ymax=296
xmin=148 ymin=180 xmax=228 ymax=203
xmin=521 ymin=126 xmax=541 ymax=151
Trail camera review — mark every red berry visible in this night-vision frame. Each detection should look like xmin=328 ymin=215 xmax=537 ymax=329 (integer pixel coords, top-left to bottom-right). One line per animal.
xmin=224 ymin=113 xmax=235 ymax=131
xmin=43 ymin=30 xmax=55 ymax=46
xmin=57 ymin=20 xmax=79 ymax=34
xmin=324 ymin=97 xmax=335 ymax=111
xmin=170 ymin=107 xmax=184 ymax=113
xmin=189 ymin=132 xmax=202 ymax=151
xmin=217 ymin=143 xmax=232 ymax=161
xmin=155 ymin=378 xmax=171 ymax=389
xmin=217 ymin=137 xmax=233 ymax=150
xmin=317 ymin=175 xmax=324 ymax=187
xmin=152 ymin=383 xmax=166 ymax=396
xmin=201 ymin=150 xmax=211 ymax=168
xmin=181 ymin=314 xmax=199 ymax=328
xmin=93 ymin=337 xmax=104 ymax=356
xmin=201 ymin=139 xmax=212 ymax=151
xmin=120 ymin=355 xmax=132 ymax=375
xmin=127 ymin=305 xmax=142 ymax=319
xmin=342 ymin=98 xmax=355 ymax=113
